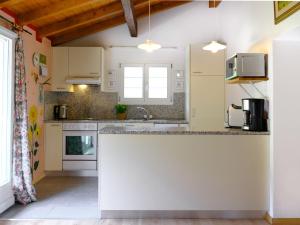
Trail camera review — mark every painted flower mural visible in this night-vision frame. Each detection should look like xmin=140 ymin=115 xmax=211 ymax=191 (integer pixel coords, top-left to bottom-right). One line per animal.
xmin=28 ymin=105 xmax=40 ymax=178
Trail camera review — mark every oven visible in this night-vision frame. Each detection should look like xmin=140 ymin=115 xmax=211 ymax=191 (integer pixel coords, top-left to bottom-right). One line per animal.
xmin=62 ymin=123 xmax=97 ymax=171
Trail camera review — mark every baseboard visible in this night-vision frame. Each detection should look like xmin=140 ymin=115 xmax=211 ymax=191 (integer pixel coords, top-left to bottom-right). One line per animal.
xmin=100 ymin=210 xmax=266 ymax=219
xmin=0 ymin=196 xmax=14 ymax=214
xmin=45 ymin=170 xmax=98 ymax=177
xmin=265 ymin=212 xmax=300 ymax=225
xmin=33 ymin=173 xmax=45 ymax=185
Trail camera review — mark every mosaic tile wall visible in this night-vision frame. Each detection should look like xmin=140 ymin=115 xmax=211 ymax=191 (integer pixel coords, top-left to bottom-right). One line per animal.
xmin=44 ymin=86 xmax=185 ymax=120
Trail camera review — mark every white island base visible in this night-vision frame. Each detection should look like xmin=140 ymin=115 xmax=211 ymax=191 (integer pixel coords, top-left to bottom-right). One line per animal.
xmin=98 ymin=134 xmax=269 ymax=219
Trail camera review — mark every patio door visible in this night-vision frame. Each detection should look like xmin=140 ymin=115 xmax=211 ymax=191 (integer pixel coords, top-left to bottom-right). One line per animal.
xmin=0 ymin=26 xmax=16 ymax=214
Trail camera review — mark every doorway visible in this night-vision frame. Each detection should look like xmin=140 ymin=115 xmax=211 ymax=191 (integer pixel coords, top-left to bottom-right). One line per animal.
xmin=0 ymin=27 xmax=16 ymax=214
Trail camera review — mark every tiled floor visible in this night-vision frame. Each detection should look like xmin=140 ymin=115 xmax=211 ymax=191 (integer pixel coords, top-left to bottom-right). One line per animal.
xmin=0 ymin=219 xmax=269 ymax=225
xmin=0 ymin=176 xmax=99 ymax=219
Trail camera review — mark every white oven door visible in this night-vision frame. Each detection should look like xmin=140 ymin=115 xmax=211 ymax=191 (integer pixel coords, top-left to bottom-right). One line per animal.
xmin=63 ymin=131 xmax=97 ymax=160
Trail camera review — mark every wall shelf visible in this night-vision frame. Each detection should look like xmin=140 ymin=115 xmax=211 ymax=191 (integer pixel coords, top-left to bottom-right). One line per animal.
xmin=226 ymin=77 xmax=269 ymax=84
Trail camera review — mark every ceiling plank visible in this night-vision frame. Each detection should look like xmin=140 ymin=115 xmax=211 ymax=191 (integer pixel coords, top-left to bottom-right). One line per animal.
xmin=120 ymin=0 xmax=138 ymax=37
xmin=51 ymin=1 xmax=189 ymax=46
xmin=209 ymin=0 xmax=221 ymax=8
xmin=38 ymin=1 xmax=124 ymax=37
xmin=0 ymin=0 xmax=23 ymax=8
xmin=18 ymin=0 xmax=115 ymax=25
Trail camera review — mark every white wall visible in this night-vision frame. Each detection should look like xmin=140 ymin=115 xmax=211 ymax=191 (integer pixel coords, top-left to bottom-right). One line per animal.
xmin=100 ymin=134 xmax=269 ymax=213
xmin=271 ymin=39 xmax=300 ymax=218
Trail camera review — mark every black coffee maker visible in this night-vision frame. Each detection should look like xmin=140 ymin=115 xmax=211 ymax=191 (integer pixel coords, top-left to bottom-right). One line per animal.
xmin=242 ymin=98 xmax=267 ymax=131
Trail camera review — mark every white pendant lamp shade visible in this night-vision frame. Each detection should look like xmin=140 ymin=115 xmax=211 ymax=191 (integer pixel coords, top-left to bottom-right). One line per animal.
xmin=203 ymin=41 xmax=226 ymax=53
xmin=138 ymin=39 xmax=161 ymax=52
xmin=137 ymin=0 xmax=161 ymax=52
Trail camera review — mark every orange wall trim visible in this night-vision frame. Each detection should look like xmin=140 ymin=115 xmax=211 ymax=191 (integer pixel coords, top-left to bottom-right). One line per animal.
xmin=265 ymin=212 xmax=300 ymax=225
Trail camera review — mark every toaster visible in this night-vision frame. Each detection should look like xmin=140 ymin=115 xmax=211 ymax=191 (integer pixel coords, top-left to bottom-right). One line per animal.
xmin=227 ymin=104 xmax=243 ymax=128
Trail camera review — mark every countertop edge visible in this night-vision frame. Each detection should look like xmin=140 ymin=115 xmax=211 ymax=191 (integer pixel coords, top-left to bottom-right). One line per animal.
xmin=98 ymin=130 xmax=270 ymax=135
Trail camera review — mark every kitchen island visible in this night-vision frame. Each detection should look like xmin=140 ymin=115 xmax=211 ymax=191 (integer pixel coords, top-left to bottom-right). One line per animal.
xmin=98 ymin=127 xmax=269 ymax=219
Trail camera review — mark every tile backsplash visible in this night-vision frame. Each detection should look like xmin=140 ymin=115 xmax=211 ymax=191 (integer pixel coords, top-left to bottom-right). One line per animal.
xmin=44 ymin=86 xmax=185 ymax=120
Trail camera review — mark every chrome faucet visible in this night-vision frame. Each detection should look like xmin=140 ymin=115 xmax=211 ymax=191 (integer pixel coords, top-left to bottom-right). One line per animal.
xmin=136 ymin=107 xmax=152 ymax=120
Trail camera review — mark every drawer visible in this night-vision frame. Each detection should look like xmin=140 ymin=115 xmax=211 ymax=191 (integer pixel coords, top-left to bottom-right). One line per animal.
xmin=63 ymin=161 xmax=97 ymax=171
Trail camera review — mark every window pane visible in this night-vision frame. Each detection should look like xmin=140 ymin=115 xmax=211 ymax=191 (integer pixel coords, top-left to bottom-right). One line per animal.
xmin=148 ymin=67 xmax=168 ymax=99
xmin=124 ymin=67 xmax=143 ymax=98
xmin=0 ymin=34 xmax=12 ymax=186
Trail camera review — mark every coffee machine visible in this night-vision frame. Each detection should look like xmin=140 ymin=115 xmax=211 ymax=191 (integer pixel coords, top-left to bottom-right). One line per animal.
xmin=242 ymin=98 xmax=267 ymax=131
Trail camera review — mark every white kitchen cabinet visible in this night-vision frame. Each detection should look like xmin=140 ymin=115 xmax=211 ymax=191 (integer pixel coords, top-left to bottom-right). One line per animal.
xmin=45 ymin=123 xmax=63 ymax=171
xmin=190 ymin=43 xmax=225 ymax=76
xmin=51 ymin=47 xmax=73 ymax=92
xmin=69 ymin=47 xmax=104 ymax=77
xmin=190 ymin=76 xmax=225 ymax=131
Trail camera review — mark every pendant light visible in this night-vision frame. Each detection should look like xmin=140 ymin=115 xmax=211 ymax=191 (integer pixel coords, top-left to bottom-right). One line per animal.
xmin=203 ymin=0 xmax=226 ymax=53
xmin=137 ymin=0 xmax=161 ymax=52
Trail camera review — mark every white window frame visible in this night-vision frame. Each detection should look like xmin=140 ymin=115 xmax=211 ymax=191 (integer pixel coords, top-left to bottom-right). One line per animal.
xmin=0 ymin=25 xmax=17 ymax=214
xmin=119 ymin=63 xmax=173 ymax=105
xmin=120 ymin=63 xmax=145 ymax=105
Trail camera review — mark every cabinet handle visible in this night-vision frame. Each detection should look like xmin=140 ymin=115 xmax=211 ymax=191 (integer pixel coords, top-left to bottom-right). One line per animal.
xmin=90 ymin=72 xmax=98 ymax=75
xmin=51 ymin=124 xmax=60 ymax=126
xmin=193 ymin=72 xmax=203 ymax=73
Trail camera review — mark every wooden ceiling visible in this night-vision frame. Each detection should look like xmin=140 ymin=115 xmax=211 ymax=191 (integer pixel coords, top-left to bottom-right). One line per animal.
xmin=0 ymin=0 xmax=221 ymax=46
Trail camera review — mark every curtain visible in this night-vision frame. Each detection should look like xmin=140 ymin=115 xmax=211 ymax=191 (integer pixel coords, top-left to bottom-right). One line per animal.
xmin=12 ymin=37 xmax=36 ymax=204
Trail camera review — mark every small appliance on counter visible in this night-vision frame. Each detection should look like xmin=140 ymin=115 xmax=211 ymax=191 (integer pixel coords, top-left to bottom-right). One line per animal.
xmin=227 ymin=104 xmax=243 ymax=128
xmin=242 ymin=98 xmax=267 ymax=131
xmin=53 ymin=104 xmax=68 ymax=120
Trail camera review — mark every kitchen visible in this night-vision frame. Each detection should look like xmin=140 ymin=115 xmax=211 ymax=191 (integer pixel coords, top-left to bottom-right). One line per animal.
xmin=0 ymin=1 xmax=300 ymax=225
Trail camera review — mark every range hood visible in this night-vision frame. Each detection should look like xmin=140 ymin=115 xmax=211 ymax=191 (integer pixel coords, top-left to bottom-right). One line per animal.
xmin=65 ymin=76 xmax=101 ymax=85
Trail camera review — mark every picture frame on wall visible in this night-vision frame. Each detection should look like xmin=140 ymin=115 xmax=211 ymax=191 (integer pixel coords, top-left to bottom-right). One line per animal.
xmin=274 ymin=1 xmax=300 ymax=24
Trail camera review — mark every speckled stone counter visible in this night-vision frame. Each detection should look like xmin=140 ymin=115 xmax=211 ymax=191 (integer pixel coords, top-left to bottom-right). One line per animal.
xmin=44 ymin=119 xmax=188 ymax=124
xmin=98 ymin=126 xmax=270 ymax=135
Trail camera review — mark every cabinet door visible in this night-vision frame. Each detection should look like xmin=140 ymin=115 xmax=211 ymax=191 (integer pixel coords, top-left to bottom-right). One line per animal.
xmin=190 ymin=43 xmax=225 ymax=75
xmin=52 ymin=47 xmax=73 ymax=92
xmin=45 ymin=123 xmax=63 ymax=171
xmin=190 ymin=76 xmax=225 ymax=131
xmin=69 ymin=47 xmax=102 ymax=77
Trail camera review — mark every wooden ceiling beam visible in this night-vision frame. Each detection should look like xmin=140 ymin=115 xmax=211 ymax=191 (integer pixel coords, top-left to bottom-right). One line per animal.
xmin=18 ymin=0 xmax=115 ymax=25
xmin=120 ymin=0 xmax=138 ymax=37
xmin=209 ymin=0 xmax=222 ymax=8
xmin=51 ymin=1 xmax=188 ymax=46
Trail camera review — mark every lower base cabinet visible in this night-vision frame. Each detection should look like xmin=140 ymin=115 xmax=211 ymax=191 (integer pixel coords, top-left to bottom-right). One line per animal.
xmin=45 ymin=123 xmax=63 ymax=171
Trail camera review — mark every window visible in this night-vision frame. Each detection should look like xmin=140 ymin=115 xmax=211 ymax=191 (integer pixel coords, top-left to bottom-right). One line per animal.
xmin=123 ymin=66 xmax=143 ymax=99
xmin=120 ymin=64 xmax=172 ymax=105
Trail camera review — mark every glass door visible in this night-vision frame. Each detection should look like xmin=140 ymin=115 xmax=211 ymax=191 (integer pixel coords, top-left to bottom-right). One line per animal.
xmin=0 ymin=27 xmax=16 ymax=214
xmin=63 ymin=131 xmax=97 ymax=160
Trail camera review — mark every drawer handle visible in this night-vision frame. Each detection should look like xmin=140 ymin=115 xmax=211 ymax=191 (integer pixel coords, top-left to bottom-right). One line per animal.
xmin=90 ymin=72 xmax=98 ymax=75
xmin=50 ymin=124 xmax=61 ymax=127
xmin=56 ymin=87 xmax=66 ymax=90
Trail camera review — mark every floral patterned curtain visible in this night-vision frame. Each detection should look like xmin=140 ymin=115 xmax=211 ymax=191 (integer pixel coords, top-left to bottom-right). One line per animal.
xmin=12 ymin=37 xmax=36 ymax=204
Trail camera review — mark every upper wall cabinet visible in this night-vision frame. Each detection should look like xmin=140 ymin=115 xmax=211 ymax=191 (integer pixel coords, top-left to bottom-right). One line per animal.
xmin=52 ymin=47 xmax=73 ymax=92
xmin=51 ymin=47 xmax=104 ymax=91
xmin=190 ymin=43 xmax=225 ymax=76
xmin=69 ymin=47 xmax=103 ymax=77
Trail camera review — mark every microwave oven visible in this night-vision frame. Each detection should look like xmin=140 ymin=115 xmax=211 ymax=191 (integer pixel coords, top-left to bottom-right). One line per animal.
xmin=226 ymin=53 xmax=267 ymax=80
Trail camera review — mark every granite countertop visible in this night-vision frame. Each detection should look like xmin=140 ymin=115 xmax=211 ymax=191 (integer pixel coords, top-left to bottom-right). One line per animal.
xmin=98 ymin=126 xmax=270 ymax=135
xmin=44 ymin=119 xmax=188 ymax=124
